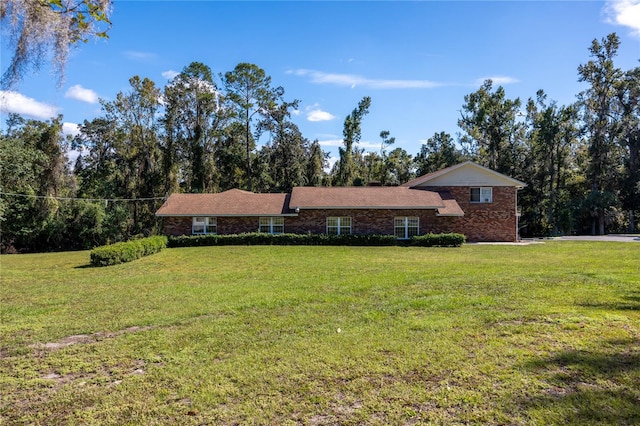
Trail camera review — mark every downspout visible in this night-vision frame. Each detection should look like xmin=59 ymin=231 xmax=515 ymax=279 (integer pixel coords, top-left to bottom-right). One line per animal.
xmin=515 ymin=187 xmax=521 ymax=242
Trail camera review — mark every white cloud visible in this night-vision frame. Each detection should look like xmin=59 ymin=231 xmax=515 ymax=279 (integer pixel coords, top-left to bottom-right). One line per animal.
xmin=355 ymin=141 xmax=380 ymax=150
xmin=307 ymin=109 xmax=336 ymax=122
xmin=289 ymin=69 xmax=442 ymax=89
xmin=67 ymin=148 xmax=81 ymax=165
xmin=325 ymin=156 xmax=338 ymax=172
xmin=316 ymin=133 xmax=340 ymax=139
xmin=65 ymin=85 xmax=99 ymax=103
xmin=475 ymin=76 xmax=520 ymax=86
xmin=63 ymin=123 xmax=83 ymax=164
xmin=318 ymin=138 xmax=379 ymax=150
xmin=604 ymin=0 xmax=640 ymax=37
xmin=318 ymin=139 xmax=344 ymax=147
xmin=162 ymin=70 xmax=179 ymax=79
xmin=0 ymin=91 xmax=59 ymax=119
xmin=124 ymin=51 xmax=157 ymax=61
xmin=62 ymin=122 xmax=80 ymax=137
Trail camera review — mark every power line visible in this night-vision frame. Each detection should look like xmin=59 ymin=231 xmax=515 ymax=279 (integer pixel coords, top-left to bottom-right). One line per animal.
xmin=0 ymin=192 xmax=166 ymax=202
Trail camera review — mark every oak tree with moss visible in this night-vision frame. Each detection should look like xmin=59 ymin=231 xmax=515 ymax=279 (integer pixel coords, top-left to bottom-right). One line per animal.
xmin=1 ymin=0 xmax=111 ymax=88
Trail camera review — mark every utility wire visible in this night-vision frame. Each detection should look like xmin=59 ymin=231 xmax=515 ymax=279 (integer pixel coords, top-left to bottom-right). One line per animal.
xmin=0 ymin=192 xmax=166 ymax=202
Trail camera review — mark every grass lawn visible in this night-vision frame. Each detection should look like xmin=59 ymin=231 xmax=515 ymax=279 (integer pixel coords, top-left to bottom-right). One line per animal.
xmin=1 ymin=242 xmax=639 ymax=425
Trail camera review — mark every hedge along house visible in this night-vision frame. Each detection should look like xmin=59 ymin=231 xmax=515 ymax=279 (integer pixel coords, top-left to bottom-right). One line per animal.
xmin=156 ymin=161 xmax=526 ymax=242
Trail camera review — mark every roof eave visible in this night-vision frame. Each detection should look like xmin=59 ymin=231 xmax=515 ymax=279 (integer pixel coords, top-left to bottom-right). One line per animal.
xmin=156 ymin=213 xmax=299 ymax=217
xmin=293 ymin=205 xmax=445 ymax=210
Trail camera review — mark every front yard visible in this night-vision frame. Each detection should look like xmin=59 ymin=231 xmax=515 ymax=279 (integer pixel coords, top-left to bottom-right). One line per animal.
xmin=1 ymin=242 xmax=638 ymax=424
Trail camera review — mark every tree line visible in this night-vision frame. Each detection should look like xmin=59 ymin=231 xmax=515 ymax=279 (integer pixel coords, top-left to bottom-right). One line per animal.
xmin=1 ymin=33 xmax=638 ymax=253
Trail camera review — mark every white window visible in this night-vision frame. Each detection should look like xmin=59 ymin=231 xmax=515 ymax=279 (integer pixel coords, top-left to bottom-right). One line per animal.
xmin=394 ymin=217 xmax=420 ymax=239
xmin=192 ymin=217 xmax=217 ymax=234
xmin=259 ymin=217 xmax=284 ymax=234
xmin=470 ymin=187 xmax=492 ymax=203
xmin=327 ymin=217 xmax=352 ymax=235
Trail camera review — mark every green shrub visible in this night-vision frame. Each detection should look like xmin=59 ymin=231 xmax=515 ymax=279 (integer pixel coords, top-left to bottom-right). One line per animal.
xmin=167 ymin=233 xmax=465 ymax=248
xmin=90 ymin=235 xmax=168 ymax=267
xmin=167 ymin=234 xmax=220 ymax=247
xmin=169 ymin=233 xmax=398 ymax=247
xmin=411 ymin=233 xmax=466 ymax=247
xmin=321 ymin=234 xmax=397 ymax=246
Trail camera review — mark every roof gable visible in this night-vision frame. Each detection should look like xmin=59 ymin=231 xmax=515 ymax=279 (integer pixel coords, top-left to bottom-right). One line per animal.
xmin=403 ymin=161 xmax=526 ymax=188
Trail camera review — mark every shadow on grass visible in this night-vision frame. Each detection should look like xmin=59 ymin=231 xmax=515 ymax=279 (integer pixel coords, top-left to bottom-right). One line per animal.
xmin=517 ymin=338 xmax=640 ymax=425
xmin=74 ymin=263 xmax=93 ymax=269
xmin=576 ymin=291 xmax=640 ymax=311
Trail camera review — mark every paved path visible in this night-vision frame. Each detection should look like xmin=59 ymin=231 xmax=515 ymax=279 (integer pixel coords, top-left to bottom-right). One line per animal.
xmin=555 ymin=235 xmax=640 ymax=243
xmin=475 ymin=235 xmax=640 ymax=245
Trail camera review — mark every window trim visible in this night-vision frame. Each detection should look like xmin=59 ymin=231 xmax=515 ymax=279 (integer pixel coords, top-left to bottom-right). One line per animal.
xmin=326 ymin=216 xmax=352 ymax=235
xmin=394 ymin=216 xmax=420 ymax=240
xmin=258 ymin=216 xmax=285 ymax=234
xmin=192 ymin=216 xmax=217 ymax=234
xmin=470 ymin=187 xmax=493 ymax=203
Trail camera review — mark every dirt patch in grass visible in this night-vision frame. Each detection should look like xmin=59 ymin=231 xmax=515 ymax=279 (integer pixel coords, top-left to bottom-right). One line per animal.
xmin=1 ymin=357 xmax=151 ymax=424
xmin=30 ymin=325 xmax=155 ymax=351
xmin=38 ymin=359 xmax=148 ymax=388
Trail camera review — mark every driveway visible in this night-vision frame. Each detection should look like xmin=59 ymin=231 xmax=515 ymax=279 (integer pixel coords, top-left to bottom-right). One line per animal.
xmin=555 ymin=235 xmax=640 ymax=243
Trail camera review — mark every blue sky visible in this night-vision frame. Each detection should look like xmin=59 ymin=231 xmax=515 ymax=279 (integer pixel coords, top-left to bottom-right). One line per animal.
xmin=1 ymin=0 xmax=639 ymax=166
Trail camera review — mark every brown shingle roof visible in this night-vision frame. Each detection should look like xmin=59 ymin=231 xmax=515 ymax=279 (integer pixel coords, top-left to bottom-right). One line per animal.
xmin=156 ymin=187 xmax=465 ymax=217
xmin=435 ymin=191 xmax=465 ymax=216
xmin=289 ymin=186 xmax=445 ymax=209
xmin=437 ymin=199 xmax=464 ymax=216
xmin=155 ymin=189 xmax=292 ymax=216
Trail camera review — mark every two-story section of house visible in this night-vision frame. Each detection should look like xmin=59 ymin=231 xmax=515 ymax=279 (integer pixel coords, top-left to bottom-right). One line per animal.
xmin=402 ymin=161 xmax=526 ymax=241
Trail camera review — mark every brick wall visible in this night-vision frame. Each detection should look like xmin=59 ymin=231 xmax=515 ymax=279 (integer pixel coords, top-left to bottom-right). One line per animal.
xmin=163 ymin=216 xmax=192 ymax=236
xmin=285 ymin=209 xmax=452 ymax=236
xmin=424 ymin=186 xmax=518 ymax=242
xmin=162 ymin=216 xmax=261 ymax=235
xmin=160 ymin=186 xmax=519 ymax=242
xmin=220 ymin=217 xmax=260 ymax=235
xmin=162 ymin=210 xmax=461 ymax=239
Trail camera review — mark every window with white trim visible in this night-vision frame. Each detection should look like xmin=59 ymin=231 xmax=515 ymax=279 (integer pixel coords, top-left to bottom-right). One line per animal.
xmin=394 ymin=217 xmax=419 ymax=239
xmin=470 ymin=187 xmax=492 ymax=203
xmin=259 ymin=217 xmax=284 ymax=234
xmin=327 ymin=217 xmax=352 ymax=235
xmin=192 ymin=217 xmax=217 ymax=234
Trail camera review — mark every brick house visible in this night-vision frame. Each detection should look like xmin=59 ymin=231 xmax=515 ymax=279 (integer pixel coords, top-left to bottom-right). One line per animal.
xmin=156 ymin=161 xmax=526 ymax=242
